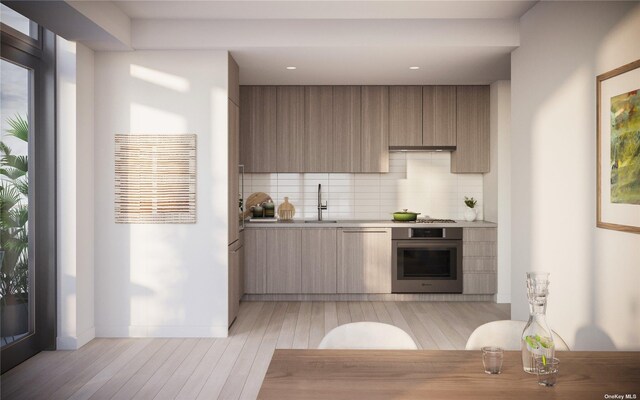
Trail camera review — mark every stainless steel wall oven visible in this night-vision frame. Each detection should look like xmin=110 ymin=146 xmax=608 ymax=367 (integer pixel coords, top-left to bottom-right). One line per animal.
xmin=392 ymin=227 xmax=463 ymax=293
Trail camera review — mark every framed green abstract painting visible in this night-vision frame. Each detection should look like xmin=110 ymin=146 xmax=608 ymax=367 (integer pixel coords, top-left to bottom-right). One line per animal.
xmin=597 ymin=59 xmax=640 ymax=233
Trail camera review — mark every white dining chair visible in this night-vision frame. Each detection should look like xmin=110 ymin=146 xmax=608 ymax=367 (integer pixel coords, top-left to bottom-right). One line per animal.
xmin=465 ymin=320 xmax=570 ymax=351
xmin=318 ymin=322 xmax=419 ymax=350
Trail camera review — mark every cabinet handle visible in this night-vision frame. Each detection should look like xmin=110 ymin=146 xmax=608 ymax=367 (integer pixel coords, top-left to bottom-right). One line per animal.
xmin=342 ymin=230 xmax=388 ymax=234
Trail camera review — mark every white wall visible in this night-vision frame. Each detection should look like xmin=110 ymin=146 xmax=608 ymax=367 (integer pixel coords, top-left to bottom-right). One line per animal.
xmin=56 ymin=37 xmax=95 ymax=349
xmin=484 ymin=80 xmax=511 ymax=303
xmin=511 ymin=2 xmax=640 ymax=350
xmin=245 ymin=152 xmax=484 ymax=221
xmin=93 ymin=51 xmax=230 ymax=337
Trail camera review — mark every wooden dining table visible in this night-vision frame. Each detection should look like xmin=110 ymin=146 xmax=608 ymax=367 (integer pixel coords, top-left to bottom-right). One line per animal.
xmin=257 ymin=350 xmax=640 ymax=399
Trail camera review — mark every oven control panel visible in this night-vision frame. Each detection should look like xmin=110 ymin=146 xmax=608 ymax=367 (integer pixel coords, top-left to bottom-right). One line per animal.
xmin=392 ymin=227 xmax=463 ymax=240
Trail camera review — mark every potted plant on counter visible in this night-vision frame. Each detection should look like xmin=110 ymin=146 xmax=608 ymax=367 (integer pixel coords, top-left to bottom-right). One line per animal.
xmin=0 ymin=115 xmax=30 ymax=340
xmin=464 ymin=196 xmax=477 ymax=222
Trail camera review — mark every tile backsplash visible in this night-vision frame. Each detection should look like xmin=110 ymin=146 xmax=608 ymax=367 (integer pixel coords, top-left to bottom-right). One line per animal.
xmin=243 ymin=152 xmax=484 ymax=220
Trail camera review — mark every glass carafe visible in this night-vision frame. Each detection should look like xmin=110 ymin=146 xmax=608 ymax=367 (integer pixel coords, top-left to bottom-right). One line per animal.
xmin=521 ymin=272 xmax=555 ymax=374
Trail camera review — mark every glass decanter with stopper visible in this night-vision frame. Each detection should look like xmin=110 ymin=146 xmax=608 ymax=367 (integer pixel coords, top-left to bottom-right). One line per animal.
xmin=521 ymin=272 xmax=555 ymax=374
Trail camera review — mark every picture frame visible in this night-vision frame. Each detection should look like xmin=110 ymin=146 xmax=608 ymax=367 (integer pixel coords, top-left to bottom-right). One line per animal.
xmin=596 ymin=59 xmax=640 ymax=234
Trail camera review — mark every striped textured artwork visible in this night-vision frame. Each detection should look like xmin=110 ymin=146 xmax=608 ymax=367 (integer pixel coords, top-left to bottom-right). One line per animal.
xmin=115 ymin=134 xmax=196 ymax=224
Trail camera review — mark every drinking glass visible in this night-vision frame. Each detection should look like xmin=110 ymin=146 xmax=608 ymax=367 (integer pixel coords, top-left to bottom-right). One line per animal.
xmin=536 ymin=357 xmax=560 ymax=386
xmin=482 ymin=346 xmax=503 ymax=374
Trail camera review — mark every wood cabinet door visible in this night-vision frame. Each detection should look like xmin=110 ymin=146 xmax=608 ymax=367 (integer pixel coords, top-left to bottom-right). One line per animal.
xmin=244 ymin=229 xmax=267 ymax=294
xmin=266 ymin=229 xmax=302 ymax=293
xmin=301 ymin=229 xmax=337 ymax=293
xmin=332 ymin=86 xmax=361 ymax=172
xmin=337 ymin=229 xmax=392 ymax=293
xmin=239 ymin=86 xmax=277 ymax=172
xmin=389 ymin=86 xmax=423 ymax=147
xmin=361 ymin=86 xmax=389 ymax=172
xmin=462 ymin=227 xmax=496 ymax=294
xmin=451 ymin=85 xmax=490 ymax=173
xmin=423 ymin=85 xmax=457 ymax=147
xmin=305 ymin=86 xmax=334 ymax=172
xmin=228 ymin=101 xmax=240 ymax=245
xmin=277 ymin=86 xmax=305 ymax=172
xmin=228 ymin=242 xmax=242 ymax=327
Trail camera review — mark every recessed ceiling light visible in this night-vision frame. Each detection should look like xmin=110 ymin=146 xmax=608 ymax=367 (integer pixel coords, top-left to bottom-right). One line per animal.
xmin=409 ymin=66 xmax=420 ymax=70
xmin=286 ymin=66 xmax=297 ymax=70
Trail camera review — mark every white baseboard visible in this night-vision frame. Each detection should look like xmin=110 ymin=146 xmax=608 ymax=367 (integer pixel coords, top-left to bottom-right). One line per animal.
xmin=56 ymin=326 xmax=96 ymax=350
xmin=95 ymin=325 xmax=228 ymax=338
xmin=56 ymin=335 xmax=77 ymax=350
xmin=496 ymin=293 xmax=511 ymax=304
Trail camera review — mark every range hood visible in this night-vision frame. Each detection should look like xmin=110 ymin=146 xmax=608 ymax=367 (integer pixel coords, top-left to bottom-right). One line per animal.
xmin=389 ymin=146 xmax=456 ymax=152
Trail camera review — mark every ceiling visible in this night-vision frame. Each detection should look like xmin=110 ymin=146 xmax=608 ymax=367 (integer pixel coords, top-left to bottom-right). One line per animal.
xmin=113 ymin=0 xmax=537 ymax=20
xmin=80 ymin=1 xmax=538 ymax=84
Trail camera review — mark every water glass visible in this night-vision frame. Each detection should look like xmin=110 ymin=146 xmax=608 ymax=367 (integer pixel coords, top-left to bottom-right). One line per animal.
xmin=536 ymin=357 xmax=560 ymax=386
xmin=482 ymin=346 xmax=503 ymax=374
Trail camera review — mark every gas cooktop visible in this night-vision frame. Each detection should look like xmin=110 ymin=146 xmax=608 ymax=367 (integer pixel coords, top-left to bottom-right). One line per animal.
xmin=392 ymin=219 xmax=457 ymax=223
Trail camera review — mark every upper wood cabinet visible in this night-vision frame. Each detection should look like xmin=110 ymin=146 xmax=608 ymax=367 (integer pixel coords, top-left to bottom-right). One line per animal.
xmin=389 ymin=86 xmax=422 ymax=147
xmin=277 ymin=86 xmax=305 ymax=172
xmin=228 ymin=101 xmax=240 ymax=246
xmin=239 ymin=86 xmax=277 ymax=172
xmin=423 ymin=85 xmax=457 ymax=147
xmin=228 ymin=55 xmax=240 ymax=106
xmin=332 ymin=86 xmax=362 ymax=173
xmin=305 ymin=86 xmax=334 ymax=172
xmin=337 ymin=228 xmax=392 ymax=293
xmin=451 ymin=86 xmax=490 ymax=173
xmin=361 ymin=86 xmax=389 ymax=173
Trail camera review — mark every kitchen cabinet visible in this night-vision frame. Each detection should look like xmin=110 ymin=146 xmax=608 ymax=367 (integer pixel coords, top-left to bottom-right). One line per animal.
xmin=389 ymin=86 xmax=422 ymax=147
xmin=277 ymin=86 xmax=305 ymax=172
xmin=244 ymin=228 xmax=267 ymax=294
xmin=305 ymin=86 xmax=334 ymax=172
xmin=361 ymin=86 xmax=389 ymax=173
xmin=337 ymin=228 xmax=392 ymax=293
xmin=228 ymin=100 xmax=240 ymax=245
xmin=266 ymin=229 xmax=302 ymax=293
xmin=240 ymin=86 xmax=277 ymax=172
xmin=423 ymin=85 xmax=457 ymax=147
xmin=228 ymin=55 xmax=240 ymax=107
xmin=451 ymin=86 xmax=490 ymax=173
xmin=332 ymin=86 xmax=362 ymax=172
xmin=301 ymin=229 xmax=337 ymax=293
xmin=462 ymin=227 xmax=496 ymax=294
xmin=228 ymin=238 xmax=243 ymax=327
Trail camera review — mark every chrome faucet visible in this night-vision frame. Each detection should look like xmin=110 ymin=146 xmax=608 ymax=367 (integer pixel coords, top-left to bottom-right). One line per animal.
xmin=317 ymin=184 xmax=327 ymax=221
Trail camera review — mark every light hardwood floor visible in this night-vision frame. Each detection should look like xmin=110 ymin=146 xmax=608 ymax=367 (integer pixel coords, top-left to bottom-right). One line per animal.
xmin=0 ymin=301 xmax=509 ymax=400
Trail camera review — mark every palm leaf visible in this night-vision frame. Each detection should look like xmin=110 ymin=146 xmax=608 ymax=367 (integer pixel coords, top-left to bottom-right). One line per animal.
xmin=0 ymin=185 xmax=21 ymax=215
xmin=6 ymin=114 xmax=29 ymax=142
xmin=0 ymin=142 xmax=12 ymax=157
xmin=1 ymin=154 xmax=28 ymax=173
xmin=13 ymin=177 xmax=28 ymax=196
xmin=1 ymin=167 xmax=26 ymax=180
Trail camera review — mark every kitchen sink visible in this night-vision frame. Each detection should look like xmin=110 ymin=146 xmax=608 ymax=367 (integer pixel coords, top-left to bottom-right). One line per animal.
xmin=304 ymin=220 xmax=338 ymax=223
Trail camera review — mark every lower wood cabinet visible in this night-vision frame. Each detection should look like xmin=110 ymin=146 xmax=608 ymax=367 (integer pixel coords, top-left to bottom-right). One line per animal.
xmin=301 ymin=229 xmax=337 ymax=293
xmin=228 ymin=238 xmax=243 ymax=327
xmin=462 ymin=228 xmax=497 ymax=294
xmin=266 ymin=229 xmax=302 ymax=293
xmin=337 ymin=228 xmax=392 ymax=294
xmin=245 ymin=227 xmax=393 ymax=294
xmin=244 ymin=228 xmax=266 ymax=294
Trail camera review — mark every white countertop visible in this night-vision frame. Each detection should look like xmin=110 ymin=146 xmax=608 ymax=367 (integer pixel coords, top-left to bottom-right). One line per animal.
xmin=244 ymin=219 xmax=497 ymax=228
